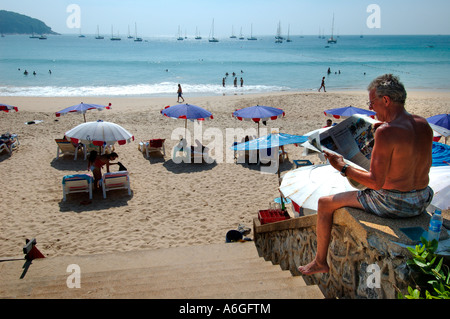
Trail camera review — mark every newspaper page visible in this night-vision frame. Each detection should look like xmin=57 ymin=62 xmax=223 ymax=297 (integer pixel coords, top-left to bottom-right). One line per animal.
xmin=308 ymin=115 xmax=380 ymax=172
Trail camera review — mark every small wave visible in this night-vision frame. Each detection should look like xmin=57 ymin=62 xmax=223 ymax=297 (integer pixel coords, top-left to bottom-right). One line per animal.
xmin=0 ymin=82 xmax=290 ymax=97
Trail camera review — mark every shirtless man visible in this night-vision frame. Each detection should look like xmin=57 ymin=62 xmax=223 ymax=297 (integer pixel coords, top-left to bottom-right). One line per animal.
xmin=299 ymin=74 xmax=434 ymax=275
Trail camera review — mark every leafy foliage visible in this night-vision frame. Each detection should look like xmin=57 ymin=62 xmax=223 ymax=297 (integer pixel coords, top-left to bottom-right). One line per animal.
xmin=398 ymin=237 xmax=450 ymax=299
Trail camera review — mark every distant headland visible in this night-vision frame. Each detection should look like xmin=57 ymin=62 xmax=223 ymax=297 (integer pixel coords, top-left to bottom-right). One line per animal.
xmin=0 ymin=10 xmax=59 ymax=35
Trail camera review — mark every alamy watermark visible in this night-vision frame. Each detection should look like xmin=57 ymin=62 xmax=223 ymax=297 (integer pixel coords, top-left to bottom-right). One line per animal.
xmin=66 ymin=4 xmax=81 ymax=29
xmin=169 ymin=122 xmax=281 ymax=174
xmin=367 ymin=4 xmax=381 ymax=29
xmin=66 ymin=264 xmax=81 ymax=288
xmin=366 ymin=263 xmax=381 ymax=289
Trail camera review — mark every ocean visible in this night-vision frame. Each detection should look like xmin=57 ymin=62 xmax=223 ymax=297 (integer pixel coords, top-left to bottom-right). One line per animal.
xmin=0 ymin=34 xmax=449 ymax=97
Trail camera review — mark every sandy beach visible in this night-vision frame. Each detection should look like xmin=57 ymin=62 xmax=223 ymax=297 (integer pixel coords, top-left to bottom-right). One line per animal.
xmin=1 ymin=90 xmax=449 ymax=258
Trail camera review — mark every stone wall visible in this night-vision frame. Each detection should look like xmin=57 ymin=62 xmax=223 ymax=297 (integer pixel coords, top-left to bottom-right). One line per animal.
xmin=253 ymin=207 xmax=447 ymax=299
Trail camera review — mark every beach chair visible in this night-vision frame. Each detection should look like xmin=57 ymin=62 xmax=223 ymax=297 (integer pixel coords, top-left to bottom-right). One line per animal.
xmin=279 ymin=147 xmax=289 ymax=163
xmin=190 ymin=140 xmax=209 ymax=163
xmin=0 ymin=133 xmax=19 ymax=155
xmin=83 ymin=143 xmax=115 ymax=160
xmin=62 ymin=174 xmax=93 ymax=201
xmin=101 ymin=171 xmax=131 ymax=199
xmin=55 ymin=138 xmax=84 ymax=160
xmin=139 ymin=139 xmax=166 ymax=158
xmin=293 ymin=159 xmax=313 ymax=168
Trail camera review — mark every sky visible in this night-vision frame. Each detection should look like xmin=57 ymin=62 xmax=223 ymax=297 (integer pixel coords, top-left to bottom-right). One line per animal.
xmin=1 ymin=0 xmax=449 ymax=37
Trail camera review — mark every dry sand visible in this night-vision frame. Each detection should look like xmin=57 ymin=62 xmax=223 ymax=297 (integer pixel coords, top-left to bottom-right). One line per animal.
xmin=0 ymin=90 xmax=448 ymax=258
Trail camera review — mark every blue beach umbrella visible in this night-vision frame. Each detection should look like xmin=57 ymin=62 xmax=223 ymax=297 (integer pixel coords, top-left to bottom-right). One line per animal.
xmin=428 ymin=114 xmax=450 ymax=144
xmin=232 ymin=105 xmax=285 ymax=123
xmin=324 ymin=106 xmax=376 ymax=119
xmin=231 ymin=133 xmax=307 ymax=151
xmin=161 ymin=103 xmax=213 ymax=138
xmin=428 ymin=114 xmax=450 ymax=130
xmin=233 ymin=105 xmax=285 ymax=137
xmin=56 ymin=102 xmax=111 ymax=122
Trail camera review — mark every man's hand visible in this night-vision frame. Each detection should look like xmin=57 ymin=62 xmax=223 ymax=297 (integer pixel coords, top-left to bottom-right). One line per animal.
xmin=322 ymin=149 xmax=345 ymax=171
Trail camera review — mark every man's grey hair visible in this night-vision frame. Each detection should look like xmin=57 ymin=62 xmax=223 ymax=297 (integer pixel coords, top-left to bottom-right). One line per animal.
xmin=367 ymin=74 xmax=407 ymax=104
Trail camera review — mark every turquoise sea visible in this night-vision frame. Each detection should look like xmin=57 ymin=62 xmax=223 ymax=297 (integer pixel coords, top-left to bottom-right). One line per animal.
xmin=0 ymin=34 xmax=449 ymax=97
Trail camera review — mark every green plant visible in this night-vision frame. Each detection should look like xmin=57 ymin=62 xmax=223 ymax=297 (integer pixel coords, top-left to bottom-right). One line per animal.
xmin=398 ymin=237 xmax=450 ymax=299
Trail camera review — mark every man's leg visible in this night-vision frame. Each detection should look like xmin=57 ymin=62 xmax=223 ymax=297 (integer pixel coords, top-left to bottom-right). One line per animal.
xmin=298 ymin=191 xmax=363 ymax=275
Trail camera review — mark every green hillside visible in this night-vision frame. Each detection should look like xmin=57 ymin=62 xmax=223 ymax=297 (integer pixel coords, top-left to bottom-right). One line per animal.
xmin=0 ymin=10 xmax=58 ymax=35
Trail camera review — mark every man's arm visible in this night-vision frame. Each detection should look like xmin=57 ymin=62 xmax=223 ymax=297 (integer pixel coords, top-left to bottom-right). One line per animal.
xmin=324 ymin=125 xmax=394 ymax=190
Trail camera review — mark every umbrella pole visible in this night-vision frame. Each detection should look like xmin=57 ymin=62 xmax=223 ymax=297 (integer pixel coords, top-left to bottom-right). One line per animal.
xmin=83 ymin=113 xmax=86 ymax=123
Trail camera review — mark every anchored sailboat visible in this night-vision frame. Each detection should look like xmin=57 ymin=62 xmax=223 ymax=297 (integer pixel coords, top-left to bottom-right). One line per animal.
xmin=230 ymin=26 xmax=237 ymax=39
xmin=195 ymin=27 xmax=202 ymax=40
xmin=209 ymin=19 xmax=219 ymax=42
xmin=110 ymin=26 xmax=121 ymax=41
xmin=327 ymin=14 xmax=337 ymax=44
xmin=247 ymin=24 xmax=257 ymax=40
xmin=134 ymin=23 xmax=142 ymax=42
xmin=239 ymin=27 xmax=244 ymax=40
xmin=95 ymin=25 xmax=104 ymax=39
xmin=177 ymin=25 xmax=184 ymax=40
xmin=275 ymin=21 xmax=283 ymax=43
xmin=286 ymin=24 xmax=292 ymax=42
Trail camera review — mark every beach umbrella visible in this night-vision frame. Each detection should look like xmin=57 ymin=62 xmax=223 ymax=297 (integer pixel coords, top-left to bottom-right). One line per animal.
xmin=324 ymin=106 xmax=375 ymax=119
xmin=279 ymin=163 xmax=362 ymax=213
xmin=280 ymin=162 xmax=450 ymax=213
xmin=161 ymin=103 xmax=213 ymax=138
xmin=231 ymin=133 xmax=307 ymax=151
xmin=0 ymin=104 xmax=18 ymax=112
xmin=428 ymin=114 xmax=450 ymax=130
xmin=65 ymin=120 xmax=134 ymax=147
xmin=55 ymin=102 xmax=111 ymax=122
xmin=232 ymin=105 xmax=285 ymax=137
xmin=428 ymin=114 xmax=450 ymax=144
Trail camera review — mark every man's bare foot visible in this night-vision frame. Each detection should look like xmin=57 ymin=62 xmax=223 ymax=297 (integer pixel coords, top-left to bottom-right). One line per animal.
xmin=298 ymin=259 xmax=329 ymax=275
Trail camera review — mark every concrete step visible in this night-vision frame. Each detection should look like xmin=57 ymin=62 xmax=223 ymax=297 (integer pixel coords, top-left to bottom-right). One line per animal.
xmin=0 ymin=242 xmax=323 ymax=299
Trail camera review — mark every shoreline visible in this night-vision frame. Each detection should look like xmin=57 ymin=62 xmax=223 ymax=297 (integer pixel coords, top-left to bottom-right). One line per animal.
xmin=2 ymin=89 xmax=450 ymax=113
xmin=0 ymin=90 xmax=448 ymax=258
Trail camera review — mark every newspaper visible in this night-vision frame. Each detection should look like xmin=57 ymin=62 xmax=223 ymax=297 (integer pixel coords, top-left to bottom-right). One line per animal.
xmin=308 ymin=114 xmax=380 ymax=172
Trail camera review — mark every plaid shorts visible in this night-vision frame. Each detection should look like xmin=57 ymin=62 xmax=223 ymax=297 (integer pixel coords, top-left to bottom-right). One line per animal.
xmin=357 ymin=186 xmax=434 ymax=218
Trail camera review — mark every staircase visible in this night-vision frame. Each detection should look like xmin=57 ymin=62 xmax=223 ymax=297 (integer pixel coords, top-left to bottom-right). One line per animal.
xmin=0 ymin=242 xmax=323 ymax=299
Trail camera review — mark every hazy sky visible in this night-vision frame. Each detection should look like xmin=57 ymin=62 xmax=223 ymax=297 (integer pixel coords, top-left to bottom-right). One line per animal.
xmin=1 ymin=0 xmax=449 ymax=37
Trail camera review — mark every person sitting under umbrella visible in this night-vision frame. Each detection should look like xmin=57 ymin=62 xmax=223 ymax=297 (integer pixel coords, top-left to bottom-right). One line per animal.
xmin=88 ymin=151 xmax=119 ymax=189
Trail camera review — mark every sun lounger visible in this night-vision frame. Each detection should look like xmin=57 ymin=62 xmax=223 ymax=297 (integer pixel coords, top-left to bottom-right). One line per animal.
xmin=101 ymin=171 xmax=131 ymax=198
xmin=0 ymin=133 xmax=19 ymax=155
xmin=62 ymin=174 xmax=93 ymax=201
xmin=55 ymin=138 xmax=84 ymax=160
xmin=138 ymin=139 xmax=166 ymax=158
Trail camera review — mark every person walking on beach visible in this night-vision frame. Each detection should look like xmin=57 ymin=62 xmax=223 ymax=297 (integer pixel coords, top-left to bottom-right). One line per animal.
xmin=298 ymin=74 xmax=434 ymax=275
xmin=177 ymin=84 xmax=185 ymax=103
xmin=318 ymin=76 xmax=326 ymax=92
xmin=240 ymin=77 xmax=244 ymax=87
